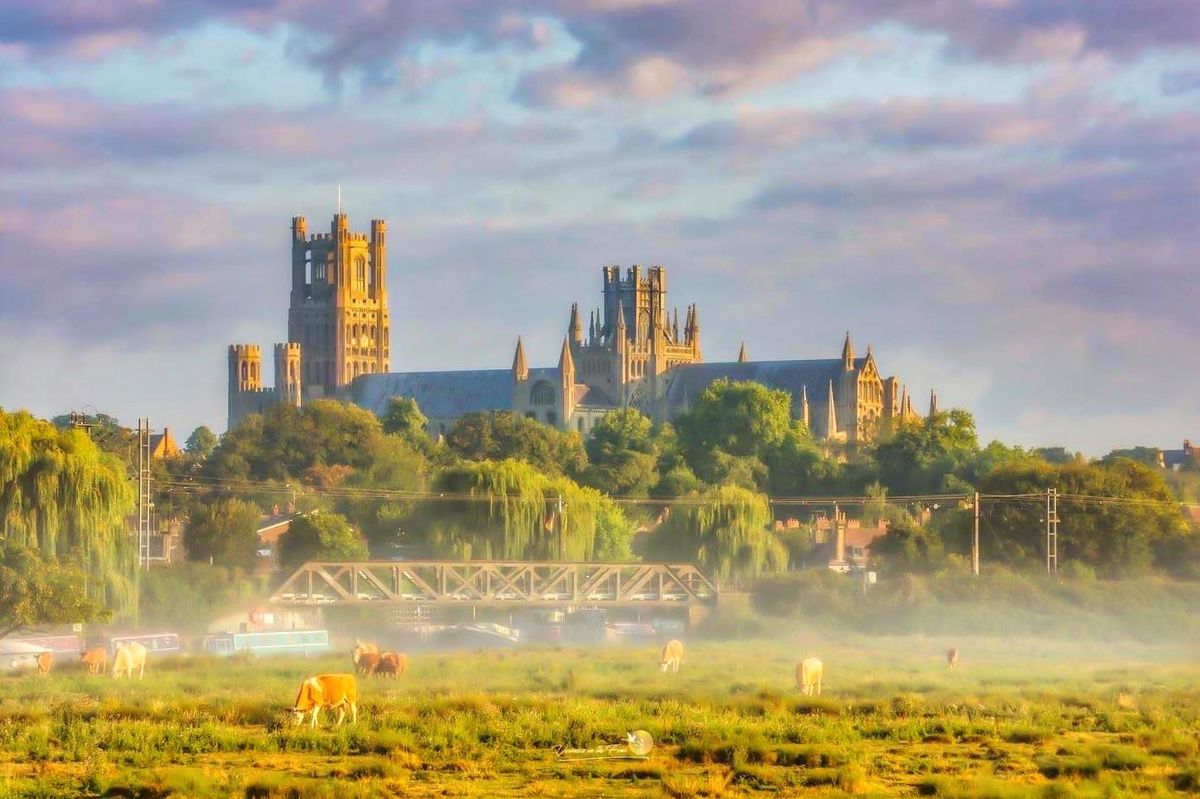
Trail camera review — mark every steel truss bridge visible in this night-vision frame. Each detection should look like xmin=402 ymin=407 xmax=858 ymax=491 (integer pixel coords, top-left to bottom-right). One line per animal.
xmin=269 ymin=561 xmax=718 ymax=608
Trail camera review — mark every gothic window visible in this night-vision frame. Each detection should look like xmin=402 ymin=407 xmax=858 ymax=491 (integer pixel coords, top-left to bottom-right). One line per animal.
xmin=531 ymin=381 xmax=555 ymax=405
xmin=577 ymin=418 xmax=585 ymax=433
xmin=354 ymin=255 xmax=367 ymax=293
xmin=241 ymin=362 xmax=248 ymax=381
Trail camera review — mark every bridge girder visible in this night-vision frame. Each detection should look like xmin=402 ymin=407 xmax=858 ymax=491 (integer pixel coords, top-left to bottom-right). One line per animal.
xmin=269 ymin=560 xmax=718 ymax=608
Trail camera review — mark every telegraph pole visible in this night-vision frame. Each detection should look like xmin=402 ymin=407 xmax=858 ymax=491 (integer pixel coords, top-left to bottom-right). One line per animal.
xmin=972 ymin=491 xmax=980 ymax=576
xmin=137 ymin=419 xmax=152 ymax=570
xmin=1045 ymin=487 xmax=1059 ymax=575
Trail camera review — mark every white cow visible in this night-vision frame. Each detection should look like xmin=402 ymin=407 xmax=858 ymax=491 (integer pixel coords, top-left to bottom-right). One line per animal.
xmin=112 ymin=643 xmax=147 ymax=680
xmin=796 ymin=657 xmax=822 ymax=696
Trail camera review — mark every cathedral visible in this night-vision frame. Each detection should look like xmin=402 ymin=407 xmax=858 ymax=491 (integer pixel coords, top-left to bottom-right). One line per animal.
xmin=229 ymin=210 xmax=927 ymax=440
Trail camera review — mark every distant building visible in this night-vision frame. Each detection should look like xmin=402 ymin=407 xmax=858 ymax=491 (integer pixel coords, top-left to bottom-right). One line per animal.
xmin=230 ymin=210 xmax=932 ymax=441
xmin=1160 ymin=440 xmax=1197 ymax=470
xmin=148 ymin=427 xmax=181 ymax=459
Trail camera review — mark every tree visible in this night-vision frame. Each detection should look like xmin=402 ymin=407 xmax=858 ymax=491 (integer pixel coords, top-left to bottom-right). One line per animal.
xmin=185 ymin=426 xmax=218 ymax=459
xmin=407 ymin=459 xmax=633 ymax=561
xmin=280 ymin=512 xmax=368 ymax=569
xmin=336 ymin=436 xmax=429 ymax=547
xmin=869 ymin=524 xmax=945 ymax=573
xmin=183 ymin=498 xmax=262 ymax=569
xmin=674 ymin=380 xmax=792 ymax=479
xmin=0 ymin=542 xmax=108 ymax=640
xmin=445 ymin=411 xmax=586 ymax=477
xmin=205 ymin=399 xmax=404 ymax=484
xmin=644 ymin=485 xmax=787 ymax=584
xmin=873 ymin=409 xmax=980 ymax=495
xmin=0 ymin=409 xmax=138 ymax=614
xmin=382 ymin=397 xmax=430 ymax=447
xmin=966 ymin=458 xmax=1191 ymax=576
xmin=582 ymin=408 xmax=658 ymax=497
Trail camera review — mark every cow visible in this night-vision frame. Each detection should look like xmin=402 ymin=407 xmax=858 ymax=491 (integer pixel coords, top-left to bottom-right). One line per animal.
xmin=355 ymin=652 xmax=381 ymax=677
xmin=797 ymin=657 xmax=823 ymax=696
xmin=80 ymin=647 xmax=108 ymax=675
xmin=291 ymin=674 xmax=358 ymax=728
xmin=659 ymin=639 xmax=684 ymax=673
xmin=111 ymin=643 xmax=146 ymax=680
xmin=35 ymin=652 xmax=53 ymax=676
xmin=947 ymin=648 xmax=959 ymax=669
xmin=375 ymin=651 xmax=407 ymax=679
xmin=352 ymin=640 xmax=379 ymax=667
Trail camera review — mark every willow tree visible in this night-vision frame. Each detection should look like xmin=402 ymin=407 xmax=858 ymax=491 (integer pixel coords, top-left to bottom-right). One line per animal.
xmin=646 ymin=485 xmax=787 ymax=585
xmin=410 ymin=459 xmax=632 ymax=561
xmin=0 ymin=410 xmax=137 ymax=615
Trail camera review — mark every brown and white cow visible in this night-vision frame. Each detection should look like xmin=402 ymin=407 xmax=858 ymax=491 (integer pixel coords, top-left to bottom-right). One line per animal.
xmin=375 ymin=651 xmax=407 ymax=679
xmin=352 ymin=640 xmax=379 ymax=666
xmin=291 ymin=674 xmax=358 ymax=728
xmin=659 ymin=639 xmax=684 ymax=673
xmin=797 ymin=657 xmax=823 ymax=696
xmin=80 ymin=647 xmax=108 ymax=675
xmin=111 ymin=643 xmax=146 ymax=680
xmin=35 ymin=652 xmax=53 ymax=676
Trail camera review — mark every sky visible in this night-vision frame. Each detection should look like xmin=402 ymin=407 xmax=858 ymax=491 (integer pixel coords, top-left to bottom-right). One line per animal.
xmin=0 ymin=0 xmax=1197 ymax=455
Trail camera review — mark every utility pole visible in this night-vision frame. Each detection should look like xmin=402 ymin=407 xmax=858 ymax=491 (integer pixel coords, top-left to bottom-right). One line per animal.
xmin=972 ymin=491 xmax=980 ymax=576
xmin=1045 ymin=487 xmax=1059 ymax=575
xmin=137 ymin=419 xmax=152 ymax=570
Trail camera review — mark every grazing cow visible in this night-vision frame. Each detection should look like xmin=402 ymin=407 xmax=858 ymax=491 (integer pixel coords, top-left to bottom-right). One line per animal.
xmin=375 ymin=651 xmax=407 ymax=679
xmin=355 ymin=652 xmax=381 ymax=677
xmin=111 ymin=643 xmax=146 ymax=680
xmin=659 ymin=639 xmax=684 ymax=673
xmin=291 ymin=674 xmax=358 ymax=728
xmin=352 ymin=640 xmax=379 ymax=667
xmin=35 ymin=652 xmax=53 ymax=676
xmin=80 ymin=647 xmax=108 ymax=675
xmin=797 ymin=657 xmax=823 ymax=696
xmin=947 ymin=648 xmax=959 ymax=669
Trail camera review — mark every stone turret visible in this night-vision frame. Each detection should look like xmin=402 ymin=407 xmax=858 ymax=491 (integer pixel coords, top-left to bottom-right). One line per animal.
xmin=568 ymin=303 xmax=583 ymax=346
xmin=841 ymin=331 xmax=855 ymax=371
xmin=929 ymin=389 xmax=939 ymax=418
xmin=826 ymin=379 xmax=839 ymax=438
xmin=801 ymin=385 xmax=810 ymax=430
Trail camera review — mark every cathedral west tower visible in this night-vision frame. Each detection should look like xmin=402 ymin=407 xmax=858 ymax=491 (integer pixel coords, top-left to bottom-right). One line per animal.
xmin=288 ymin=213 xmax=390 ymax=397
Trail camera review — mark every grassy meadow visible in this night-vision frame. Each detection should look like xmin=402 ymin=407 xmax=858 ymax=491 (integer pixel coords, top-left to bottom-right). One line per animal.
xmin=0 ymin=633 xmax=1198 ymax=798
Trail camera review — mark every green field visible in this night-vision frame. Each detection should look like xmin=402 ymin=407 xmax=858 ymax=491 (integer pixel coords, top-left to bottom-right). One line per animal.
xmin=1 ymin=634 xmax=1199 ymax=798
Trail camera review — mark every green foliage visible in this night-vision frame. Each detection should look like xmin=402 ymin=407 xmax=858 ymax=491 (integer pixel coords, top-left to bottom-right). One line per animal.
xmin=408 ymin=459 xmax=634 ymax=561
xmin=184 ymin=426 xmax=218 ymax=458
xmin=0 ymin=409 xmax=137 ymax=615
xmin=674 ymin=380 xmax=792 ymax=482
xmin=1102 ymin=446 xmax=1163 ymax=467
xmin=645 ymin=485 xmax=786 ymax=584
xmin=873 ymin=410 xmax=980 ymax=494
xmin=139 ymin=562 xmax=267 ymax=633
xmin=183 ymin=498 xmax=262 ymax=570
xmin=445 ymin=411 xmax=586 ymax=477
xmin=381 ymin=397 xmax=430 ymax=447
xmin=581 ymin=408 xmax=658 ymax=497
xmin=335 ymin=436 xmax=428 ymax=547
xmin=206 ymin=400 xmax=391 ymax=483
xmin=869 ymin=524 xmax=946 ymax=573
xmin=967 ymin=458 xmax=1189 ymax=576
xmin=279 ymin=512 xmax=367 ymax=569
xmin=0 ymin=542 xmax=108 ymax=639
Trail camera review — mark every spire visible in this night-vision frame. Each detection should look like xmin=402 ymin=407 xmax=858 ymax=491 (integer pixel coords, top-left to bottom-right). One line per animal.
xmin=826 ymin=379 xmax=838 ymax=439
xmin=737 ymin=342 xmax=749 ymax=362
xmin=928 ymin=389 xmax=939 ymax=418
xmin=512 ymin=337 xmax=528 ymax=382
xmin=801 ymin=385 xmax=810 ymax=430
xmin=673 ymin=307 xmax=680 ymax=341
xmin=558 ymin=335 xmax=575 ymax=380
xmin=901 ymin=385 xmax=912 ymax=417
xmin=568 ymin=302 xmax=582 ymax=345
xmin=589 ymin=310 xmax=596 ymax=344
xmin=841 ymin=331 xmax=855 ymax=371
